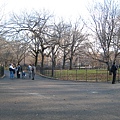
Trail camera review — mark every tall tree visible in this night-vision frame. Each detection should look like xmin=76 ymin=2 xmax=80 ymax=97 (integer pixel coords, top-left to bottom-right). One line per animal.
xmin=6 ymin=10 xmax=53 ymax=69
xmin=85 ymin=0 xmax=120 ymax=70
xmin=56 ymin=21 xmax=72 ymax=69
xmin=68 ymin=20 xmax=86 ymax=69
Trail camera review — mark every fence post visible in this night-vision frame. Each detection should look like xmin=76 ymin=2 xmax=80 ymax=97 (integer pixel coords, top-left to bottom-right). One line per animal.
xmin=76 ymin=69 xmax=77 ymax=80
xmin=86 ymin=68 xmax=87 ymax=82
xmin=60 ymin=69 xmax=61 ymax=80
xmin=96 ymin=69 xmax=98 ymax=82
xmin=117 ymin=68 xmax=119 ymax=82
xmin=107 ymin=70 xmax=108 ymax=82
xmin=67 ymin=69 xmax=68 ymax=80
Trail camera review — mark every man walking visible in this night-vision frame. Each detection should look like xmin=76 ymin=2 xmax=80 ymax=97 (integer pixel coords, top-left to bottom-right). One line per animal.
xmin=111 ymin=62 xmax=118 ymax=84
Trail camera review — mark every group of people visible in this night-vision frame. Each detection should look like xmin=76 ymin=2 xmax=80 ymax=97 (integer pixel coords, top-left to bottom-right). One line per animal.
xmin=9 ymin=63 xmax=36 ymax=80
xmin=9 ymin=63 xmax=20 ymax=79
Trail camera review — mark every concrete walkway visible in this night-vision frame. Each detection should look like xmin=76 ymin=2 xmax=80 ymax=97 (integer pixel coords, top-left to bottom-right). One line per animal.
xmin=0 ymin=70 xmax=120 ymax=120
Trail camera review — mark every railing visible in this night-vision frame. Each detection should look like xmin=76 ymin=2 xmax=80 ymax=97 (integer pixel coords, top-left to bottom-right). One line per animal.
xmin=41 ymin=68 xmax=120 ymax=82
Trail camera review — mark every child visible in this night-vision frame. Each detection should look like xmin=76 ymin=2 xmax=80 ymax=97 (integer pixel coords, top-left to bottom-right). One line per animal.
xmin=22 ymin=71 xmax=26 ymax=79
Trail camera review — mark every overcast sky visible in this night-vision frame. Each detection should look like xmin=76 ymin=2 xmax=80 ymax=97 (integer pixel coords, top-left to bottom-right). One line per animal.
xmin=1 ymin=0 xmax=100 ymax=21
xmin=1 ymin=0 xmax=120 ymax=22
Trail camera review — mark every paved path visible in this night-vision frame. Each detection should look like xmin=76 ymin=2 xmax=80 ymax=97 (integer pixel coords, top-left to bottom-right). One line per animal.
xmin=0 ymin=70 xmax=120 ymax=120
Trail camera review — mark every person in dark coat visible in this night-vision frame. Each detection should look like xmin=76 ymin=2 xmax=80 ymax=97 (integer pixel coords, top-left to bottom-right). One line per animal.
xmin=111 ymin=62 xmax=117 ymax=84
xmin=16 ymin=64 xmax=22 ymax=78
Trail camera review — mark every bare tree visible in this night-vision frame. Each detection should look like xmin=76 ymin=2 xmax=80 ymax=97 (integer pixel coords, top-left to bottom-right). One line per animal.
xmin=45 ymin=25 xmax=60 ymax=76
xmin=0 ymin=37 xmax=10 ymax=65
xmin=6 ymin=10 xmax=53 ymax=69
xmin=12 ymin=41 xmax=28 ymax=65
xmin=56 ymin=21 xmax=72 ymax=69
xmin=68 ymin=20 xmax=86 ymax=69
xmin=85 ymin=0 xmax=120 ymax=70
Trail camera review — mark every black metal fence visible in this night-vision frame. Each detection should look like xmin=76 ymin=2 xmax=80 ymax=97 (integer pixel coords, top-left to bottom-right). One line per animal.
xmin=41 ymin=68 xmax=120 ymax=82
xmin=0 ymin=66 xmax=4 ymax=77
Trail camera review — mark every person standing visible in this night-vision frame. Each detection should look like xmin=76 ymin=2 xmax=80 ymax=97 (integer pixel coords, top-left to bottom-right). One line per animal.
xmin=31 ymin=64 xmax=36 ymax=80
xmin=9 ymin=64 xmax=14 ymax=79
xmin=16 ymin=64 xmax=22 ymax=78
xmin=12 ymin=64 xmax=16 ymax=78
xmin=28 ymin=64 xmax=32 ymax=79
xmin=111 ymin=62 xmax=118 ymax=84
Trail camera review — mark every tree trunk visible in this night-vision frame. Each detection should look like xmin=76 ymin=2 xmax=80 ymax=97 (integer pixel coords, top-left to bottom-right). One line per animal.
xmin=62 ymin=54 xmax=66 ymax=69
xmin=51 ymin=47 xmax=54 ymax=77
xmin=35 ymin=53 xmax=38 ymax=66
xmin=40 ymin=53 xmax=44 ymax=74
xmin=69 ymin=57 xmax=73 ymax=70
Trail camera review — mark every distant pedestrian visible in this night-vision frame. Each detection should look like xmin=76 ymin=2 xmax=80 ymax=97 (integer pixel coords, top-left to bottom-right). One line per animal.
xmin=31 ymin=64 xmax=36 ymax=80
xmin=28 ymin=64 xmax=32 ymax=79
xmin=111 ymin=62 xmax=118 ymax=84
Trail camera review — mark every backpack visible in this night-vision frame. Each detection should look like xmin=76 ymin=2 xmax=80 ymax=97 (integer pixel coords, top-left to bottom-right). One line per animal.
xmin=110 ymin=64 xmax=117 ymax=73
xmin=32 ymin=67 xmax=34 ymax=71
xmin=28 ymin=66 xmax=32 ymax=71
xmin=110 ymin=66 xmax=114 ymax=72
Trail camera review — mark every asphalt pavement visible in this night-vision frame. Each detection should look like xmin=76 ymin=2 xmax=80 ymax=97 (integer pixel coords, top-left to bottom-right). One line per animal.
xmin=0 ymin=70 xmax=120 ymax=120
